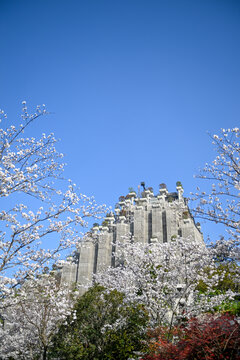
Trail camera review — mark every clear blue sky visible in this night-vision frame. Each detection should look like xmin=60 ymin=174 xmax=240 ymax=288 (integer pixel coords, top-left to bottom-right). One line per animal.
xmin=0 ymin=0 xmax=239 ymax=241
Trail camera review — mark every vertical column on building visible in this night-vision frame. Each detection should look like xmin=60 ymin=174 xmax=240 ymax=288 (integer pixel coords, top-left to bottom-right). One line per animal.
xmin=165 ymin=208 xmax=175 ymax=242
xmin=115 ymin=217 xmax=130 ymax=244
xmin=143 ymin=205 xmax=149 ymax=244
xmin=181 ymin=218 xmax=194 ymax=240
xmin=151 ymin=203 xmax=163 ymax=243
xmin=77 ymin=239 xmax=95 ymax=295
xmin=60 ymin=262 xmax=77 ymax=285
xmin=133 ymin=205 xmax=145 ymax=243
xmin=96 ymin=229 xmax=113 ymax=272
xmin=167 ymin=207 xmax=178 ymax=241
xmin=114 ymin=216 xmax=130 ymax=266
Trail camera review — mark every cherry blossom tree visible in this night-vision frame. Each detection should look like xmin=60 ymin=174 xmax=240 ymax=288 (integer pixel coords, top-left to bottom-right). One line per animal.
xmin=191 ymin=127 xmax=240 ymax=244
xmin=0 ymin=103 xmax=106 ymax=296
xmin=96 ymin=238 xmax=235 ymax=329
xmin=0 ymin=273 xmax=79 ymax=360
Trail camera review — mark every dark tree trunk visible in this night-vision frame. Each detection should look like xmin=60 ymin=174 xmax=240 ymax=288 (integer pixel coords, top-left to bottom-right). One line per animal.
xmin=43 ymin=346 xmax=47 ymax=360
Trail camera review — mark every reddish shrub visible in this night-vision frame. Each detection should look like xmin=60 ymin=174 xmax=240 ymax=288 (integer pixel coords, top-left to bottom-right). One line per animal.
xmin=142 ymin=325 xmax=181 ymax=360
xmin=142 ymin=314 xmax=240 ymax=360
xmin=178 ymin=314 xmax=240 ymax=360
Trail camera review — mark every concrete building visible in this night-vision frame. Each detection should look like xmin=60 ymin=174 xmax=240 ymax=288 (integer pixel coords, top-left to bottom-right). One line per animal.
xmin=60 ymin=183 xmax=204 ymax=293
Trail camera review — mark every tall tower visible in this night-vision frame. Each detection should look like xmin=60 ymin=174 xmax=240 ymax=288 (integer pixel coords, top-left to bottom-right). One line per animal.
xmin=60 ymin=183 xmax=203 ymax=293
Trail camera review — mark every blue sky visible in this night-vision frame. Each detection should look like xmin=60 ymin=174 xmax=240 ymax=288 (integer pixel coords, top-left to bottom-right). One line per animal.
xmin=0 ymin=0 xmax=239 ymax=241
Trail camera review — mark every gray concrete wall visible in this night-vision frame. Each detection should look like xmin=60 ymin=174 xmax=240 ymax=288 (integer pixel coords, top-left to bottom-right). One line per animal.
xmin=60 ymin=185 xmax=204 ymax=290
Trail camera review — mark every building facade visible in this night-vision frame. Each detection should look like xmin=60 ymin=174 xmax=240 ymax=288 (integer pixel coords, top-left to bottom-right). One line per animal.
xmin=60 ymin=183 xmax=204 ymax=293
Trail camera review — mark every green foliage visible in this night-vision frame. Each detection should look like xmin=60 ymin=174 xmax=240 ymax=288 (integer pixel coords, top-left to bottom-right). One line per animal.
xmin=215 ymin=297 xmax=240 ymax=316
xmin=197 ymin=262 xmax=240 ymax=294
xmin=101 ymin=219 xmax=109 ymax=226
xmin=214 ymin=263 xmax=240 ymax=293
xmin=196 ymin=262 xmax=240 ymax=315
xmin=128 ymin=187 xmax=135 ymax=193
xmin=50 ymin=285 xmax=149 ymax=360
xmin=176 ymin=181 xmax=182 ymax=188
